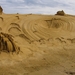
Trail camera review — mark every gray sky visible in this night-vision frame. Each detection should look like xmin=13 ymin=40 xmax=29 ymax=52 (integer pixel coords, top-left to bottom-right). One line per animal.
xmin=0 ymin=0 xmax=75 ymax=15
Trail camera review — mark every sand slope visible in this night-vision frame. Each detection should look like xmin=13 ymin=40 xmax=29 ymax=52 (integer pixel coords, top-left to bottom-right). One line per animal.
xmin=0 ymin=14 xmax=75 ymax=75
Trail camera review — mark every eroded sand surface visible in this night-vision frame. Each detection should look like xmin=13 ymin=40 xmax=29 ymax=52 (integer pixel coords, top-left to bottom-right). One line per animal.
xmin=0 ymin=14 xmax=75 ymax=75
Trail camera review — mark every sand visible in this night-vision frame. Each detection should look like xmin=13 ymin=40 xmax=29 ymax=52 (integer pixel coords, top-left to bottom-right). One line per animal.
xmin=0 ymin=13 xmax=75 ymax=75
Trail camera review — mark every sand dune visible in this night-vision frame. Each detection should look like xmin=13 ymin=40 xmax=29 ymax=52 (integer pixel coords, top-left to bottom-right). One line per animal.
xmin=0 ymin=13 xmax=75 ymax=75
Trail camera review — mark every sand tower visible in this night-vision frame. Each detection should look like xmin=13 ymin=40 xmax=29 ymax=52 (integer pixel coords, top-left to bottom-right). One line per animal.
xmin=0 ymin=6 xmax=3 ymax=15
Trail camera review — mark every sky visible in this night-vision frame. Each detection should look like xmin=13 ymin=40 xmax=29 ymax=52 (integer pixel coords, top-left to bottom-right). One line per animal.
xmin=0 ymin=0 xmax=75 ymax=15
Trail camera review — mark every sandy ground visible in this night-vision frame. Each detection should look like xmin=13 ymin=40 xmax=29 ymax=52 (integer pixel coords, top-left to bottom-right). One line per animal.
xmin=0 ymin=13 xmax=75 ymax=75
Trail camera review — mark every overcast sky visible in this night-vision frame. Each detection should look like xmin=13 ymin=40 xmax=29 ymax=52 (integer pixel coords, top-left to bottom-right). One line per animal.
xmin=0 ymin=0 xmax=75 ymax=15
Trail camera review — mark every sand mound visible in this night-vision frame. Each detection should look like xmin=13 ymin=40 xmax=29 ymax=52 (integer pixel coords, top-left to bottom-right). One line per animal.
xmin=8 ymin=23 xmax=21 ymax=36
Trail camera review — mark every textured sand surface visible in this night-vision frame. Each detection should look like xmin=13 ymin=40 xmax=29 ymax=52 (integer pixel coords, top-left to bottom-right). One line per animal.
xmin=0 ymin=14 xmax=75 ymax=75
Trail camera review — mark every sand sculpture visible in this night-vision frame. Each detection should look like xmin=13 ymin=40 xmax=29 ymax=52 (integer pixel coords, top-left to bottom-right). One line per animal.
xmin=0 ymin=8 xmax=75 ymax=74
xmin=0 ymin=32 xmax=20 ymax=54
xmin=55 ymin=10 xmax=65 ymax=16
xmin=0 ymin=6 xmax=3 ymax=15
